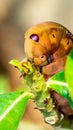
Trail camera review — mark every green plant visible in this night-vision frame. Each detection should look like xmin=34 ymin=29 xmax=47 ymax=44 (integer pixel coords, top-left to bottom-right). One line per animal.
xmin=0 ymin=50 xmax=73 ymax=130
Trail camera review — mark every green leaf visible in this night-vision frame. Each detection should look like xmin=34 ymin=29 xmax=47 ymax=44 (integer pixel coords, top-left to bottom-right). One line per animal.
xmin=47 ymin=71 xmax=73 ymax=108
xmin=0 ymin=91 xmax=33 ymax=130
xmin=47 ymin=71 xmax=68 ymax=98
xmin=9 ymin=59 xmax=24 ymax=73
xmin=9 ymin=59 xmax=34 ymax=75
xmin=9 ymin=59 xmax=20 ymax=66
xmin=65 ymin=50 xmax=73 ymax=100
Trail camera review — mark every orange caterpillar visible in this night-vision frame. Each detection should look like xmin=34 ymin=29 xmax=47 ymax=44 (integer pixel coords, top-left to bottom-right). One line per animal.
xmin=24 ymin=22 xmax=73 ymax=77
xmin=24 ymin=22 xmax=73 ymax=116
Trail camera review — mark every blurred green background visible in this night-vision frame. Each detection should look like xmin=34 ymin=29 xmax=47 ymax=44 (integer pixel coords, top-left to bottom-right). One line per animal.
xmin=0 ymin=0 xmax=73 ymax=129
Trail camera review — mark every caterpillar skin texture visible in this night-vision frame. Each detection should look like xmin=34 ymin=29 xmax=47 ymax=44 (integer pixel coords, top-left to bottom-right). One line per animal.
xmin=24 ymin=22 xmax=73 ymax=77
xmin=24 ymin=22 xmax=73 ymax=116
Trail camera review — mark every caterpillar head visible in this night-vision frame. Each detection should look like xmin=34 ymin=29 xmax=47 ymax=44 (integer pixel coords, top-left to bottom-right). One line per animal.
xmin=24 ymin=22 xmax=73 ymax=76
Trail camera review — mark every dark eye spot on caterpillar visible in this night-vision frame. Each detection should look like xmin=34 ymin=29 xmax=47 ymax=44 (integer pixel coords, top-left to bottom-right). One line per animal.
xmin=67 ymin=41 xmax=69 ymax=45
xmin=30 ymin=34 xmax=39 ymax=42
xmin=52 ymin=34 xmax=55 ymax=38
